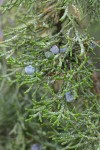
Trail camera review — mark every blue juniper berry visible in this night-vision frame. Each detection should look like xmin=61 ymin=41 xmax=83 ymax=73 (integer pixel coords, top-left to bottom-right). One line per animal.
xmin=50 ymin=45 xmax=59 ymax=54
xmin=31 ymin=144 xmax=42 ymax=150
xmin=25 ymin=65 xmax=35 ymax=75
xmin=65 ymin=91 xmax=74 ymax=102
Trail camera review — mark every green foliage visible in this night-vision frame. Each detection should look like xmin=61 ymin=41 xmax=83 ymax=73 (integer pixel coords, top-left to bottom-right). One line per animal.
xmin=0 ymin=0 xmax=100 ymax=150
xmin=0 ymin=63 xmax=58 ymax=149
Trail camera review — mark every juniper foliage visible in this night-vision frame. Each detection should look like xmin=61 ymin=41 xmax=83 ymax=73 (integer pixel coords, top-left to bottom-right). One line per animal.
xmin=0 ymin=0 xmax=100 ymax=150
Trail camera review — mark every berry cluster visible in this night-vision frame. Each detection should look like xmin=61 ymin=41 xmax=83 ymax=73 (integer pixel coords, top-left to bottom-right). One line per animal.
xmin=25 ymin=45 xmax=74 ymax=102
xmin=45 ymin=45 xmax=67 ymax=59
